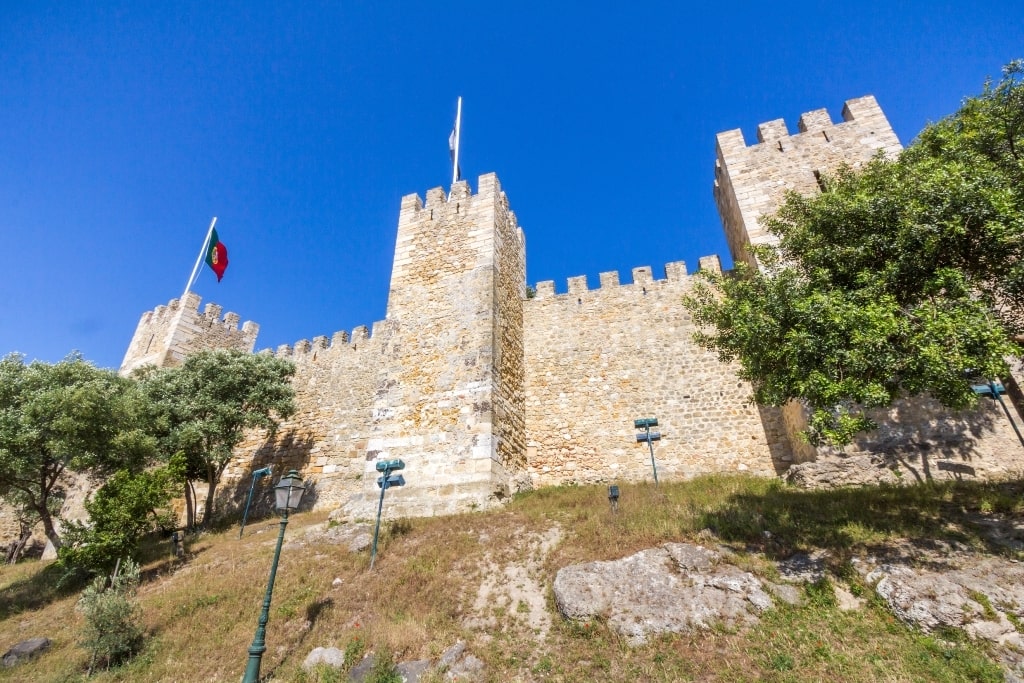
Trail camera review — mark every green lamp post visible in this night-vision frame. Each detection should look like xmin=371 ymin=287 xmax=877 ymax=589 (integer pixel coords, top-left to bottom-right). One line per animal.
xmin=242 ymin=469 xmax=305 ymax=683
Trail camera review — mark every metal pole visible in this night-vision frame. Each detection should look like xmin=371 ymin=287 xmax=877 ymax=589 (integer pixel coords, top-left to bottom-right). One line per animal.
xmin=242 ymin=509 xmax=289 ymax=683
xmin=991 ymin=381 xmax=1024 ymax=450
xmin=183 ymin=217 xmax=217 ymax=298
xmin=239 ymin=468 xmax=271 ymax=539
xmin=646 ymin=425 xmax=659 ymax=485
xmin=239 ymin=475 xmax=259 ymax=539
xmin=369 ymin=479 xmax=387 ymax=571
xmin=452 ymin=97 xmax=462 ymax=186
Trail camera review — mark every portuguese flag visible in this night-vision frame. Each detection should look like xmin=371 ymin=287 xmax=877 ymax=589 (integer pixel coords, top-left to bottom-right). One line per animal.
xmin=205 ymin=228 xmax=229 ymax=282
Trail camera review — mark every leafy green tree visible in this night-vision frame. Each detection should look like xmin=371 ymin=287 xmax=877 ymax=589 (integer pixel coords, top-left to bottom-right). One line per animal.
xmin=0 ymin=353 xmax=155 ymax=549
xmin=139 ymin=350 xmax=296 ymax=526
xmin=684 ymin=62 xmax=1024 ymax=445
xmin=58 ymin=462 xmax=180 ymax=574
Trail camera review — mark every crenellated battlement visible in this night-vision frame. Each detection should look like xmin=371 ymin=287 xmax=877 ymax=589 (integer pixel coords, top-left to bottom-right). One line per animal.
xmin=714 ymin=95 xmax=897 ymax=153
xmin=529 ymin=257 xmax=722 ymax=300
xmin=713 ymin=95 xmax=902 ymax=270
xmin=262 ymin=321 xmax=387 ymax=361
xmin=120 ymin=293 xmax=260 ymax=374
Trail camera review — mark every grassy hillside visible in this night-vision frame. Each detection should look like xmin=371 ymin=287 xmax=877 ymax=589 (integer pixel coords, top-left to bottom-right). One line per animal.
xmin=0 ymin=474 xmax=1019 ymax=682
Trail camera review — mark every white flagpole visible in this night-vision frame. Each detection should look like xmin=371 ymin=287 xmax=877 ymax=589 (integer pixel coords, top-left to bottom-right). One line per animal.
xmin=451 ymin=96 xmax=462 ymax=187
xmin=183 ymin=217 xmax=218 ymax=299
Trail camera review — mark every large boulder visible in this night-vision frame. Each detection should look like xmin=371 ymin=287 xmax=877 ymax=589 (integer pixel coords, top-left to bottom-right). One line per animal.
xmin=2 ymin=637 xmax=51 ymax=667
xmin=553 ymin=543 xmax=772 ymax=645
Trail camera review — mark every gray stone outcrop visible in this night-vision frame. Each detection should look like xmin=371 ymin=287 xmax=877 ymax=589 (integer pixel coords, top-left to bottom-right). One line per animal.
xmin=553 ymin=542 xmax=772 ymax=645
xmin=854 ymin=545 xmax=1024 ymax=674
xmin=2 ymin=637 xmax=50 ymax=667
xmin=302 ymin=646 xmax=345 ymax=670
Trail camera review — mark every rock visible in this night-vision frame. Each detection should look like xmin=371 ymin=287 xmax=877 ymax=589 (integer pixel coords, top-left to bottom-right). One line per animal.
xmin=857 ymin=547 xmax=1024 ymax=673
xmin=2 ymin=637 xmax=51 ymax=667
xmin=833 ymin=583 xmax=864 ymax=611
xmin=304 ymin=522 xmax=374 ymax=553
xmin=776 ymin=551 xmax=828 ymax=583
xmin=396 ymin=659 xmax=430 ymax=682
xmin=445 ymin=653 xmax=484 ymax=682
xmin=785 ymin=455 xmax=903 ymax=489
xmin=303 ymin=646 xmax=345 ymax=671
xmin=553 ymin=542 xmax=772 ymax=645
xmin=764 ymin=581 xmax=802 ymax=605
xmin=437 ymin=640 xmax=466 ymax=670
xmin=348 ymin=653 xmax=375 ymax=682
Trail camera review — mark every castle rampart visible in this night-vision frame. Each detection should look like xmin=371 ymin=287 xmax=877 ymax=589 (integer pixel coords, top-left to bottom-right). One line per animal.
xmin=107 ymin=96 xmax=1024 ymax=530
xmin=120 ymin=292 xmax=259 ymax=374
xmin=713 ymin=95 xmax=902 ymax=269
xmin=523 ymin=262 xmax=792 ymax=486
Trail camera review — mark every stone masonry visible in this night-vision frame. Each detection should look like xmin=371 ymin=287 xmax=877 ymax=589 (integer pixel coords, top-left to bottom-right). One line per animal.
xmin=117 ymin=96 xmax=1024 ymax=522
xmin=714 ymin=95 xmax=902 ymax=270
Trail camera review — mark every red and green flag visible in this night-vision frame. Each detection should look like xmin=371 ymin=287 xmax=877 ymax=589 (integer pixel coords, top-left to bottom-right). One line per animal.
xmin=205 ymin=228 xmax=229 ymax=281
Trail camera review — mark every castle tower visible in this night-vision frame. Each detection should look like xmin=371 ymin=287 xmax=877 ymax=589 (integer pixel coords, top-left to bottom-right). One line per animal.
xmin=345 ymin=173 xmax=528 ymax=517
xmin=713 ymin=95 xmax=902 ymax=268
xmin=120 ymin=292 xmax=259 ymax=375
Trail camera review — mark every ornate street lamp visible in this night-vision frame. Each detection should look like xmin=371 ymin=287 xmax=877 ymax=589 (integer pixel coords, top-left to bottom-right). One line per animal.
xmin=242 ymin=469 xmax=305 ymax=683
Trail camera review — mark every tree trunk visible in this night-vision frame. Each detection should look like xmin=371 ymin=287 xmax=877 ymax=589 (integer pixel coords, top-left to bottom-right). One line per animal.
xmin=203 ymin=467 xmax=217 ymax=527
xmin=6 ymin=523 xmax=32 ymax=565
xmin=184 ymin=481 xmax=195 ymax=530
xmin=36 ymin=502 xmax=61 ymax=551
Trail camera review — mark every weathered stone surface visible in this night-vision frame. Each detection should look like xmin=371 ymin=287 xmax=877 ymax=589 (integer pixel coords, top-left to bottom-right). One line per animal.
xmin=785 ymin=455 xmax=903 ymax=489
xmin=302 ymin=522 xmax=373 ymax=553
xmin=2 ymin=637 xmax=50 ymax=667
xmin=854 ymin=544 xmax=1024 ymax=673
xmin=553 ymin=543 xmax=771 ymax=645
xmin=303 ymin=646 xmax=345 ymax=670
xmin=436 ymin=640 xmax=466 ymax=671
xmin=465 ymin=526 xmax=560 ymax=637
xmin=347 ymin=653 xmax=375 ymax=682
xmin=444 ymin=653 xmax=484 ymax=682
xmin=395 ymin=659 xmax=430 ymax=682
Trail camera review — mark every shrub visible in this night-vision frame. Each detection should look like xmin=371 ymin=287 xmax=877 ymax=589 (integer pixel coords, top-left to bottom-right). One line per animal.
xmin=76 ymin=558 xmax=144 ymax=672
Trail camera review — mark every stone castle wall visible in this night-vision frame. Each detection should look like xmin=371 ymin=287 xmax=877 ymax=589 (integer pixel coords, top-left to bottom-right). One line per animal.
xmin=338 ymin=174 xmax=527 ymax=518
xmin=224 ymin=325 xmax=384 ymax=513
xmin=523 ymin=259 xmax=793 ymax=487
xmin=110 ymin=96 xmax=1024 ymax=526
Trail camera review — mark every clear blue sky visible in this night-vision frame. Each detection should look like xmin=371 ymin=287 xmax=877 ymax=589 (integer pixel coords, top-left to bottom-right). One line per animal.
xmin=1 ymin=2 xmax=1020 ymax=369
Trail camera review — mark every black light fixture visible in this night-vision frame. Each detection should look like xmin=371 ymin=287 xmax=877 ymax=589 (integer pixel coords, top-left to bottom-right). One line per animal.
xmin=608 ymin=485 xmax=620 ymax=513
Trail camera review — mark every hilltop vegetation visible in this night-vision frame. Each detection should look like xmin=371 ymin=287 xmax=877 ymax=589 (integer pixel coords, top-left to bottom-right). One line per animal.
xmin=0 ymin=475 xmax=1020 ymax=682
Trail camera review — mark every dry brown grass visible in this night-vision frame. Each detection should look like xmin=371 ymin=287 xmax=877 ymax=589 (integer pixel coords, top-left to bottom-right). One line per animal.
xmin=0 ymin=475 xmax=1014 ymax=682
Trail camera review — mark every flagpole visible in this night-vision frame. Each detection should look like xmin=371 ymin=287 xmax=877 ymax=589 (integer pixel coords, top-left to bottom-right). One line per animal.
xmin=183 ymin=217 xmax=218 ymax=299
xmin=451 ymin=96 xmax=462 ymax=187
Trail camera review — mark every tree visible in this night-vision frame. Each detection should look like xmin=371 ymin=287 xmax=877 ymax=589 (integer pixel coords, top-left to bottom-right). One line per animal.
xmin=58 ymin=462 xmax=180 ymax=574
xmin=139 ymin=350 xmax=296 ymax=526
xmin=684 ymin=62 xmax=1024 ymax=446
xmin=0 ymin=353 xmax=155 ymax=549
